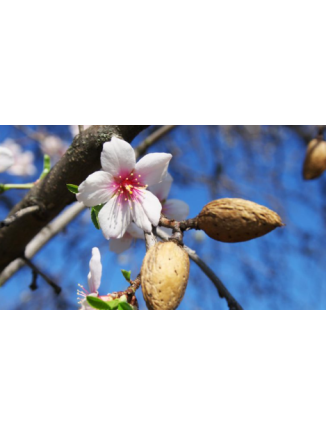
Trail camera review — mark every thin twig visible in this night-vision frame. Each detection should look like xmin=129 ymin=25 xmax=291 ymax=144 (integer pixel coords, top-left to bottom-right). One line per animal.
xmin=23 ymin=257 xmax=62 ymax=295
xmin=1 ymin=205 xmax=40 ymax=228
xmin=78 ymin=125 xmax=84 ymax=134
xmin=104 ymin=274 xmax=141 ymax=309
xmin=14 ymin=125 xmax=45 ymax=142
xmin=317 ymin=125 xmax=324 ymax=137
xmin=156 ymin=227 xmax=243 ymax=310
xmin=144 ymin=231 xmax=157 ymax=251
xmin=29 ymin=270 xmax=38 ymax=291
xmin=135 ymin=125 xmax=176 ymax=159
xmin=183 ymin=246 xmax=243 ymax=310
xmin=128 ymin=274 xmax=141 ymax=293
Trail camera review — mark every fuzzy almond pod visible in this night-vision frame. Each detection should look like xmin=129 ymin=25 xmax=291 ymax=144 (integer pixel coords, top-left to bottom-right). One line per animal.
xmin=141 ymin=242 xmax=190 ymax=310
xmin=303 ymin=138 xmax=326 ymax=180
xmin=197 ymin=198 xmax=284 ymax=243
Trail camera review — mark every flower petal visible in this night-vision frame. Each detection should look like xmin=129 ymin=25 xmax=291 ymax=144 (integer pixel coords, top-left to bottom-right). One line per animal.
xmin=76 ymin=171 xmax=113 ymax=207
xmin=135 ymin=153 xmax=172 ymax=186
xmin=0 ymin=146 xmax=14 ymax=173
xmin=101 ymin=137 xmax=136 ymax=178
xmin=131 ymin=190 xmax=162 ymax=232
xmin=127 ymin=222 xmax=145 ymax=239
xmin=98 ymin=195 xmax=132 ymax=239
xmin=109 ymin=236 xmax=133 ymax=254
xmin=88 ymin=248 xmax=102 ymax=293
xmin=149 ymin=172 xmax=173 ymax=202
xmin=163 ymin=199 xmax=190 ymax=221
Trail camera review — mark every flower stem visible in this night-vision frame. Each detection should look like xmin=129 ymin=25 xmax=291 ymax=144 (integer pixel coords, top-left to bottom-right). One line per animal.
xmin=1 ymin=183 xmax=35 ymax=193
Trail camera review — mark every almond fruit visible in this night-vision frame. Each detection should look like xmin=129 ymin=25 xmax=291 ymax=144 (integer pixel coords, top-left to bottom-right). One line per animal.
xmin=303 ymin=138 xmax=326 ymax=180
xmin=141 ymin=241 xmax=190 ymax=310
xmin=197 ymin=198 xmax=284 ymax=243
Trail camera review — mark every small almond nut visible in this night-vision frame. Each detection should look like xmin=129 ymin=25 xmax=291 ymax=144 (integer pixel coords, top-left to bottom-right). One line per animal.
xmin=197 ymin=198 xmax=284 ymax=243
xmin=141 ymin=242 xmax=190 ymax=310
xmin=303 ymin=138 xmax=326 ymax=180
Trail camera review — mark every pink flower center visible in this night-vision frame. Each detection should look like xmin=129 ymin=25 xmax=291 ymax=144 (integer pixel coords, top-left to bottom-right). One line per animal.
xmin=111 ymin=171 xmax=147 ymax=204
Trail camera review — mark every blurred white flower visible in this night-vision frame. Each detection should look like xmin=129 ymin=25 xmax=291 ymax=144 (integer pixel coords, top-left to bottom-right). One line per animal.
xmin=70 ymin=125 xmax=92 ymax=137
xmin=193 ymin=230 xmax=206 ymax=243
xmin=0 ymin=146 xmax=14 ymax=173
xmin=0 ymin=139 xmax=36 ymax=176
xmin=40 ymin=135 xmax=68 ymax=161
xmin=149 ymin=172 xmax=189 ymax=221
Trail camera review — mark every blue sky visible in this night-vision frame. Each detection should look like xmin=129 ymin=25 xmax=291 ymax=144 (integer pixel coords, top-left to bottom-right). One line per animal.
xmin=0 ymin=125 xmax=325 ymax=310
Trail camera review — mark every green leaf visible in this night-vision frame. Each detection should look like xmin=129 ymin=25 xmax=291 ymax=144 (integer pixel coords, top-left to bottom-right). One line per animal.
xmin=106 ymin=299 xmax=120 ymax=310
xmin=40 ymin=155 xmax=51 ymax=179
xmin=67 ymin=184 xmax=79 ymax=194
xmin=90 ymin=204 xmax=105 ymax=230
xmin=86 ymin=296 xmax=111 ymax=310
xmin=118 ymin=301 xmax=133 ymax=310
xmin=91 ymin=208 xmax=100 ymax=230
xmin=93 ymin=204 xmax=105 ymax=214
xmin=121 ymin=270 xmax=131 ymax=282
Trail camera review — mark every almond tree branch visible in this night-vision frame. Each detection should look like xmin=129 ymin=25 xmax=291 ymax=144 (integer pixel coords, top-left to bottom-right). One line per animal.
xmin=0 ymin=125 xmax=149 ymax=273
xmin=155 ymin=227 xmax=243 ymax=310
xmin=1 ymin=205 xmax=40 ymax=228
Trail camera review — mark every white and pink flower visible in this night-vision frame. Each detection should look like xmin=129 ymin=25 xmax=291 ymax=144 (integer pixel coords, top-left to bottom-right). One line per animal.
xmin=109 ymin=173 xmax=190 ymax=253
xmin=77 ymin=137 xmax=172 ymax=239
xmin=77 ymin=247 xmax=109 ymax=310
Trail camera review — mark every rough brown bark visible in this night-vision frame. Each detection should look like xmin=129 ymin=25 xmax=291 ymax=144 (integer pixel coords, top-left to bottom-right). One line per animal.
xmin=0 ymin=125 xmax=149 ymax=272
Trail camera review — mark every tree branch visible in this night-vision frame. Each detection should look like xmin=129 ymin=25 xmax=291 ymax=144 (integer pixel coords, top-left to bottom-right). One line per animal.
xmin=0 ymin=125 xmax=149 ymax=273
xmin=1 ymin=205 xmax=40 ymax=228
